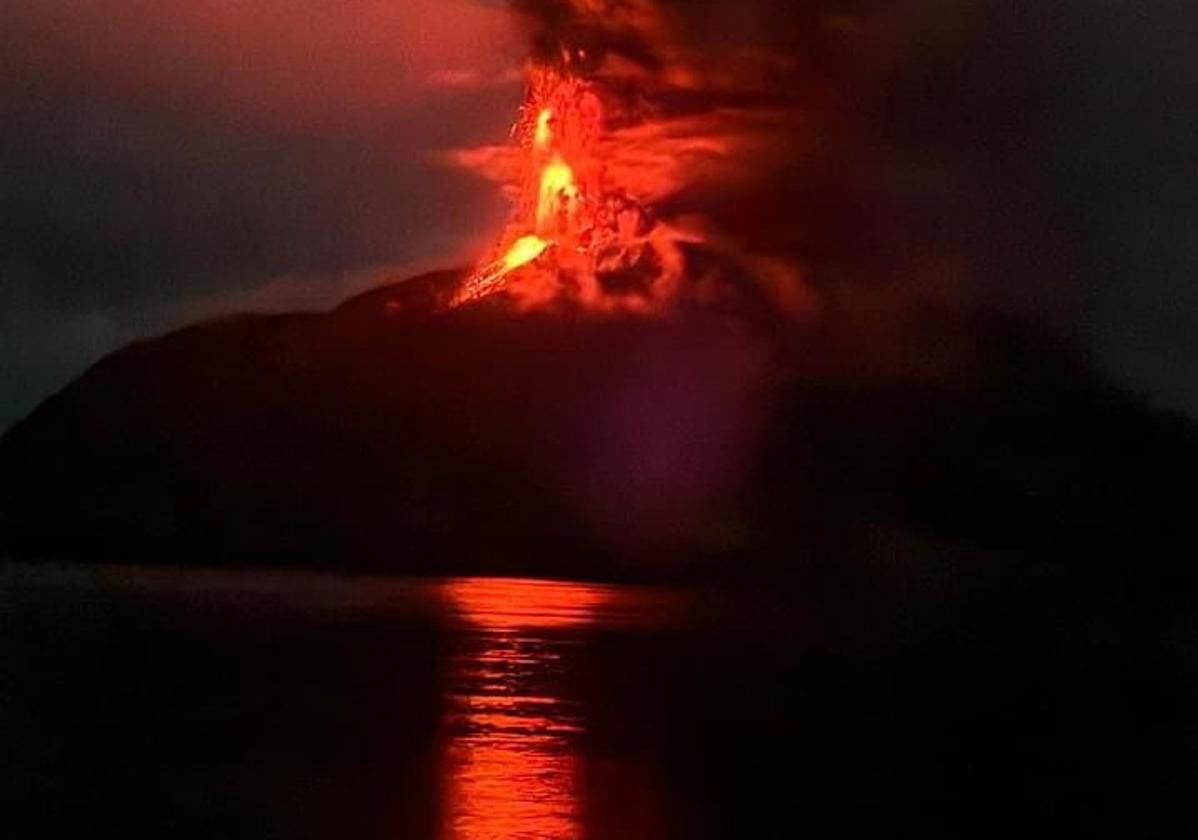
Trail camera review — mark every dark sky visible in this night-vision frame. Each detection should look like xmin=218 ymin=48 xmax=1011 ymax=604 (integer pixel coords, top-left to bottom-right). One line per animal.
xmin=0 ymin=0 xmax=523 ymax=429
xmin=2 ymin=0 xmax=1197 ymax=429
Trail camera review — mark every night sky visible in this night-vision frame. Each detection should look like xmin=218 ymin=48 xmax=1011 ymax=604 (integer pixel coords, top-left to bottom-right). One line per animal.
xmin=0 ymin=0 xmax=523 ymax=429
xmin=2 ymin=0 xmax=1197 ymax=430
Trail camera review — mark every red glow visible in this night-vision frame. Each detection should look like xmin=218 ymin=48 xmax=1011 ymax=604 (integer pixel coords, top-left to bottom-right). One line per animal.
xmin=453 ymin=59 xmax=699 ymax=310
xmin=440 ymin=578 xmax=610 ymax=840
xmin=442 ymin=577 xmax=610 ymax=631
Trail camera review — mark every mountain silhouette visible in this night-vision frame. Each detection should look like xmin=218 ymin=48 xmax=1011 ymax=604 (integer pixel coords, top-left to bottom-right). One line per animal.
xmin=2 ymin=269 xmax=1195 ymax=584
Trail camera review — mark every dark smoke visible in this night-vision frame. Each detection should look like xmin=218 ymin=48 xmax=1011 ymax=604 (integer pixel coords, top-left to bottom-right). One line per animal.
xmin=496 ymin=0 xmax=1198 ymax=407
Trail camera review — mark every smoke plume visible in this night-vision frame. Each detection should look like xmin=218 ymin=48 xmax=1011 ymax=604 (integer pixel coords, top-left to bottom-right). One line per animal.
xmin=448 ymin=0 xmax=1108 ymax=379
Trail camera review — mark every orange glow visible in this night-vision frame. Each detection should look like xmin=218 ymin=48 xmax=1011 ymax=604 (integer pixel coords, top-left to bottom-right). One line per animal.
xmin=454 ymin=235 xmax=553 ymax=304
xmin=440 ymin=578 xmax=611 ymax=840
xmin=537 ymin=157 xmax=580 ymax=233
xmin=440 ymin=0 xmax=822 ymax=321
xmin=534 ymin=108 xmax=554 ymax=149
xmin=455 ymin=55 xmax=699 ymax=311
xmin=503 ymin=234 xmax=553 ymax=270
xmin=445 ymin=730 xmax=580 ymax=840
xmin=443 ymin=577 xmax=610 ymax=631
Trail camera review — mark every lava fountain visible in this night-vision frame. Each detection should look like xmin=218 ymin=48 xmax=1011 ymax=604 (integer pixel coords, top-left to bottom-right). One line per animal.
xmin=445 ymin=0 xmax=819 ymax=320
xmin=453 ymin=55 xmax=695 ymax=311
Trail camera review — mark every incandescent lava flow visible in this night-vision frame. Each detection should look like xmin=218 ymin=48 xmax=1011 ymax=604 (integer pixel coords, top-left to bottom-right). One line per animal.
xmin=453 ymin=57 xmax=696 ymax=312
xmin=446 ymin=0 xmax=818 ymax=320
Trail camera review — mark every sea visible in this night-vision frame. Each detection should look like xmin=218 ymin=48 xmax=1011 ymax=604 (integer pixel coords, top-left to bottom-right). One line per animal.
xmin=1 ymin=560 xmax=1191 ymax=837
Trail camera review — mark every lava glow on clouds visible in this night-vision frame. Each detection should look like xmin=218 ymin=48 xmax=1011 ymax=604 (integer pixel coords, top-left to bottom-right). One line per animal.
xmin=3 ymin=0 xmax=1198 ymax=427
xmin=442 ymin=0 xmax=1198 ymax=424
xmin=446 ymin=0 xmax=819 ymax=313
xmin=2 ymin=0 xmax=522 ymax=122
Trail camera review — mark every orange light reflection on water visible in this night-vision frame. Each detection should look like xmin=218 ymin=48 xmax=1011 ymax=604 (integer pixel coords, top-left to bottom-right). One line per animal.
xmin=445 ymin=577 xmax=611 ymax=632
xmin=441 ymin=578 xmax=611 ymax=840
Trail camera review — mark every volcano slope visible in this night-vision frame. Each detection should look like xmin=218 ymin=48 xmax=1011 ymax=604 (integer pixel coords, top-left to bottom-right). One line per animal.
xmin=7 ymin=267 xmax=1198 ymax=834
xmin=0 ymin=267 xmax=1195 ymax=584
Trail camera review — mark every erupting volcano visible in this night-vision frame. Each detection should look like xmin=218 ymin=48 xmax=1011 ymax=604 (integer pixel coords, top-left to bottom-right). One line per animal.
xmin=443 ymin=0 xmax=819 ymax=319
xmin=5 ymin=2 xmax=1198 ymax=834
xmin=454 ymin=58 xmax=693 ymax=311
xmin=6 ymin=0 xmax=1191 ymax=586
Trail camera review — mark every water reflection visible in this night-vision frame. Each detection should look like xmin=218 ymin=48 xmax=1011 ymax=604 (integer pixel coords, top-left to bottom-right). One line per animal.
xmin=440 ymin=578 xmax=612 ymax=840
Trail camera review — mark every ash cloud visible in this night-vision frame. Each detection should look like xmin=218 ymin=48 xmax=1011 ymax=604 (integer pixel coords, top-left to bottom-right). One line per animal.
xmin=493 ymin=0 xmax=1198 ymax=411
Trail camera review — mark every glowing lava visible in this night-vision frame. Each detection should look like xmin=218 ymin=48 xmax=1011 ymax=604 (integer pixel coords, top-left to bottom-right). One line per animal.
xmin=454 ymin=62 xmax=691 ymax=310
xmin=534 ymin=107 xmax=554 ymax=149
xmin=505 ymin=234 xmax=553 ymax=269
xmin=458 ymin=235 xmax=555 ymax=302
xmin=537 ymin=156 xmax=580 ymax=232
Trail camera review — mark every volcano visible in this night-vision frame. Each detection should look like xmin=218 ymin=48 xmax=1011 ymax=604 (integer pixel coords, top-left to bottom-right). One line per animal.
xmin=2 ymin=265 xmax=1196 ymax=586
xmin=2 ymin=0 xmax=1197 ymax=585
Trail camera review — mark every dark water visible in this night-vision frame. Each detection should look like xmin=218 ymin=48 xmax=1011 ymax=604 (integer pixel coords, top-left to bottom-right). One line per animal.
xmin=2 ymin=561 xmax=1195 ymax=837
xmin=1 ymin=565 xmax=797 ymax=839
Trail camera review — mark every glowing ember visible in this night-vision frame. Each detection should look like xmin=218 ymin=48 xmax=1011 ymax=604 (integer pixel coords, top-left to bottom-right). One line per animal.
xmin=534 ymin=108 xmax=553 ymax=149
xmin=454 ymin=58 xmax=693 ymax=310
